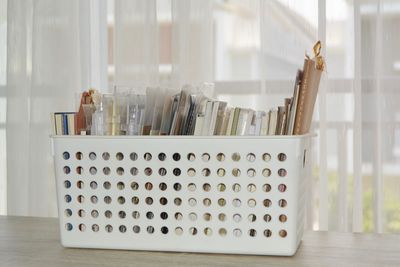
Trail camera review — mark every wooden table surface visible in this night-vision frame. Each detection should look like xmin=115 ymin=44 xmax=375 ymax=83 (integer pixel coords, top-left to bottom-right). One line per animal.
xmin=0 ymin=216 xmax=399 ymax=267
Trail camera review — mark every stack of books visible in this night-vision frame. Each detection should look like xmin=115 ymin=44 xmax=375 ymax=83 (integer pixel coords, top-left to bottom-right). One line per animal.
xmin=51 ymin=41 xmax=324 ymax=136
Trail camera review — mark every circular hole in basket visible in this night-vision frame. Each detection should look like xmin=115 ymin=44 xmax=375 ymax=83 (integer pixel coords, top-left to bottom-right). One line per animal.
xmin=144 ymin=167 xmax=153 ymax=176
xmin=159 ymin=182 xmax=167 ymax=191
xmin=262 ymin=168 xmax=271 ymax=177
xmin=204 ymin=227 xmax=213 ymax=236
xmin=130 ymin=167 xmax=138 ymax=176
xmin=187 ymin=183 xmax=196 ymax=192
xmin=160 ymin=212 xmax=168 ymax=220
xmin=218 ymin=213 xmax=226 ymax=222
xmin=247 ymin=168 xmax=256 ymax=177
xmin=145 ymin=197 xmax=153 ymax=205
xmin=62 ymin=152 xmax=70 ymax=160
xmin=232 ymin=198 xmax=241 ymax=207
xmin=117 ymin=182 xmax=125 ymax=190
xmin=146 ymin=211 xmax=154 ymax=219
xmin=90 ymin=195 xmax=98 ymax=204
xmin=232 ymin=152 xmax=241 ymax=161
xmin=119 ymin=225 xmax=127 ymax=233
xmin=188 ymin=198 xmax=197 ymax=207
xmin=278 ymin=168 xmax=287 ymax=177
xmin=233 ymin=228 xmax=242 ymax=237
xmin=173 ymin=183 xmax=182 ymax=191
xmin=175 ymin=227 xmax=183 ymax=235
xmin=65 ymin=223 xmax=73 ymax=231
xmin=158 ymin=152 xmax=166 ymax=161
xmin=189 ymin=212 xmax=197 ymax=221
xmin=174 ymin=198 xmax=182 ymax=206
xmin=173 ymin=153 xmax=181 ymax=161
xmin=64 ymin=180 xmax=71 ymax=189
xmin=263 ymin=184 xmax=271 ymax=192
xmin=75 ymin=224 xmax=86 ymax=234
xmin=117 ymin=196 xmax=125 ymax=204
xmin=248 ymin=229 xmax=257 ymax=237
xmin=77 ymin=195 xmax=85 ymax=203
xmin=105 ymin=225 xmax=113 ymax=233
xmin=264 ymin=229 xmax=272 ymax=237
xmin=145 ymin=182 xmax=153 ymax=191
xmin=232 ymin=183 xmax=241 ymax=192
xmin=264 ymin=214 xmax=272 ymax=222
xmin=103 ymin=181 xmax=111 ymax=190
xmin=158 ymin=168 xmax=167 ymax=176
xmin=102 ymin=152 xmax=110 ymax=160
xmin=201 ymin=153 xmax=210 ymax=162
xmin=189 ymin=227 xmax=198 ymax=235
xmin=91 ymin=210 xmax=99 ymax=218
xmin=278 ymin=153 xmax=287 ymax=162
xmin=219 ymin=228 xmax=227 ymax=237
xmin=248 ymin=214 xmax=257 ymax=222
xmin=90 ymin=181 xmax=98 ymax=189
xmin=247 ymin=184 xmax=256 ymax=193
xmin=77 ymin=180 xmax=84 ymax=189
xmin=92 ymin=224 xmax=99 ymax=232
xmin=104 ymin=196 xmax=112 ymax=204
xmin=160 ymin=197 xmax=168 ymax=205
xmin=76 ymin=166 xmax=83 ymax=175
xmin=64 ymin=194 xmax=71 ymax=203
xmin=216 ymin=153 xmax=225 ymax=161
xmin=187 ymin=153 xmax=196 ymax=161
xmin=161 ymin=226 xmax=169 ymax=235
xmin=217 ymin=183 xmax=226 ymax=192
xmin=202 ymin=168 xmax=211 ymax=177
xmin=218 ymin=198 xmax=226 ymax=207
xmin=232 ymin=168 xmax=241 ymax=177
xmin=116 ymin=152 xmax=124 ymax=161
xmin=63 ymin=166 xmax=71 ymax=174
xmin=131 ymin=182 xmax=139 ymax=191
xmin=89 ymin=167 xmax=97 ymax=175
xmin=279 ymin=230 xmax=287 ymax=238
xmin=76 ymin=152 xmax=83 ymax=160
xmin=278 ymin=184 xmax=287 ymax=192
xmin=203 ymin=213 xmax=212 ymax=221
xmin=279 ymin=199 xmax=287 ymax=208
xmin=247 ymin=199 xmax=256 ymax=207
xmin=132 ymin=211 xmax=140 ymax=219
xmin=279 ymin=214 xmax=287 ymax=223
xmin=263 ymin=199 xmax=272 ymax=207
xmin=130 ymin=152 xmax=138 ymax=161
xmin=246 ymin=153 xmax=256 ymax=162
xmin=262 ymin=153 xmax=271 ymax=162
xmin=144 ymin=153 xmax=152 ymax=161
xmin=233 ymin=214 xmax=242 ymax=223
xmin=133 ymin=225 xmax=140 ymax=233
xmin=203 ymin=198 xmax=211 ymax=207
xmin=187 ymin=168 xmax=196 ymax=177
xmin=174 ymin=212 xmax=183 ymax=221
xmin=103 ymin=167 xmax=111 ymax=175
xmin=116 ymin=167 xmax=124 ymax=176
xmin=217 ymin=168 xmax=226 ymax=177
xmin=173 ymin=168 xmax=181 ymax=176
xmin=131 ymin=196 xmax=139 ymax=205
xmin=89 ymin=152 xmax=96 ymax=160
xmin=64 ymin=209 xmax=72 ymax=217
xmin=105 ymin=210 xmax=112 ymax=218
xmin=202 ymin=183 xmax=211 ymax=192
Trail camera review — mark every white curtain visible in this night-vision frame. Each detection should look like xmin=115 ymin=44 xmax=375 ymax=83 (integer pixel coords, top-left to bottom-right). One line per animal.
xmin=5 ymin=0 xmax=400 ymax=233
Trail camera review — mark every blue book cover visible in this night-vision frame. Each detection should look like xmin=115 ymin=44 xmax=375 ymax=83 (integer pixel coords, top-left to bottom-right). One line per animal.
xmin=62 ymin=113 xmax=68 ymax=135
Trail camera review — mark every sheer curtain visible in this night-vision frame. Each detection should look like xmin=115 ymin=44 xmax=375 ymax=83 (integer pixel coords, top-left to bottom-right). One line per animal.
xmin=5 ymin=0 xmax=400 ymax=233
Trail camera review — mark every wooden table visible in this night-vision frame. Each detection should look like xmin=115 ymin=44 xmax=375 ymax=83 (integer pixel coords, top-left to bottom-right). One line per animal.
xmin=0 ymin=216 xmax=398 ymax=267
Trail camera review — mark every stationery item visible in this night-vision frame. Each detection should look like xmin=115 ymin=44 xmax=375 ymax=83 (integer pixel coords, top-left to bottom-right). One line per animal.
xmin=51 ymin=113 xmax=57 ymax=135
xmin=110 ymin=87 xmax=121 ymax=136
xmin=218 ymin=107 xmax=231 ymax=135
xmin=260 ymin=113 xmax=270 ymax=135
xmin=276 ymin=106 xmax=285 ymax=135
xmin=150 ymin=88 xmax=166 ymax=135
xmin=67 ymin=113 xmax=76 ymax=135
xmin=193 ymin=97 xmax=208 ymax=136
xmin=225 ymin=108 xmax=235 ymax=135
xmin=91 ymin=91 xmax=104 ymax=135
xmin=201 ymin=100 xmax=214 ymax=136
xmin=254 ymin=111 xmax=265 ymax=136
xmin=230 ymin=107 xmax=241 ymax=135
xmin=127 ymin=94 xmax=145 ymax=136
xmin=213 ymin=101 xmax=227 ymax=135
xmin=142 ymin=87 xmax=158 ymax=135
xmin=283 ymin=98 xmax=291 ymax=134
xmin=75 ymin=89 xmax=95 ymax=135
xmin=294 ymin=41 xmax=325 ymax=135
xmin=159 ymin=91 xmax=175 ymax=135
xmin=268 ymin=109 xmax=278 ymax=135
xmin=288 ymin=70 xmax=302 ymax=135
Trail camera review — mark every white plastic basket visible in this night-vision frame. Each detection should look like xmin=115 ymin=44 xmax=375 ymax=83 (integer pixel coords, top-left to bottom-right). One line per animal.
xmin=51 ymin=135 xmax=312 ymax=256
